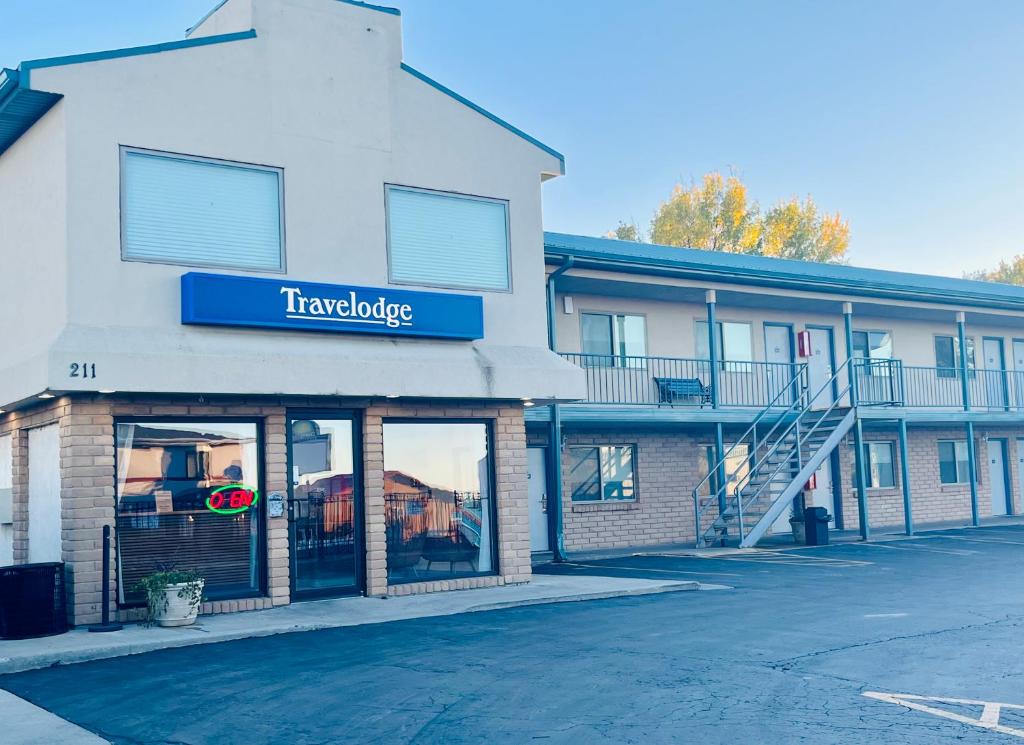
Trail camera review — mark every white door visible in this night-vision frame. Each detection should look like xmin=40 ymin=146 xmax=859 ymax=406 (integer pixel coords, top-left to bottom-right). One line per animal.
xmin=765 ymin=325 xmax=794 ymax=404
xmin=806 ymin=328 xmax=835 ymax=408
xmin=28 ymin=424 xmax=62 ymax=563
xmin=982 ymin=338 xmax=1006 ymax=410
xmin=527 ymin=447 xmax=550 ymax=552
xmin=1013 ymin=341 xmax=1024 ymax=408
xmin=989 ymin=439 xmax=1009 ymax=516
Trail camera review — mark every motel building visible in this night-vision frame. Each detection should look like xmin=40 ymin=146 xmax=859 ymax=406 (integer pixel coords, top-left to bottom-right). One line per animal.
xmin=2 ymin=1 xmax=1024 ymax=630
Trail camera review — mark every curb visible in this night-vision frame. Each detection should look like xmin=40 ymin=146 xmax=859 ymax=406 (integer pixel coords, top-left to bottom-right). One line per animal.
xmin=0 ymin=580 xmax=713 ymax=676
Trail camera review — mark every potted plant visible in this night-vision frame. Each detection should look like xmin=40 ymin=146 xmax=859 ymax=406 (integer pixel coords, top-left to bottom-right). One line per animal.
xmin=135 ymin=569 xmax=205 ymax=627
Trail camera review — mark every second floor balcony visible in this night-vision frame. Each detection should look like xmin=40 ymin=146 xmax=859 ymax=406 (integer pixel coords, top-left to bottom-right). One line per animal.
xmin=557 ymin=352 xmax=1024 ymax=415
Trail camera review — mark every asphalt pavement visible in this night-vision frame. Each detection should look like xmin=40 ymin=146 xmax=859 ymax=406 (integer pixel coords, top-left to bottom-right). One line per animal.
xmin=4 ymin=525 xmax=1024 ymax=744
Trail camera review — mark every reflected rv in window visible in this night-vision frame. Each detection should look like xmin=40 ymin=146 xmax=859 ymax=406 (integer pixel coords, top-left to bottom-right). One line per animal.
xmin=115 ymin=421 xmax=262 ymax=604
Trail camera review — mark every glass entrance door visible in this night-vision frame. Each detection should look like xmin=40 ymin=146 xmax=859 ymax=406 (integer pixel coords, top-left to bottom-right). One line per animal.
xmin=288 ymin=415 xmax=362 ymax=597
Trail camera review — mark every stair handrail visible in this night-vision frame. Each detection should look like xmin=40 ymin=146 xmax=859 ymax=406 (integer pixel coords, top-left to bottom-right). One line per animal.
xmin=731 ymin=377 xmax=853 ymax=521
xmin=691 ymin=362 xmax=808 ymax=508
xmin=696 ymin=358 xmax=852 ymax=546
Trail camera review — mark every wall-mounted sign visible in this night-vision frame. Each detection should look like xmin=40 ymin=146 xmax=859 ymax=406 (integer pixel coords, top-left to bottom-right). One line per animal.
xmin=181 ymin=272 xmax=484 ymax=340
xmin=206 ymin=484 xmax=260 ymax=515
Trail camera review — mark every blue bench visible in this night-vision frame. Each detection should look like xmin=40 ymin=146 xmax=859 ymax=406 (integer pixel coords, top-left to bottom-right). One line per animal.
xmin=654 ymin=377 xmax=711 ymax=407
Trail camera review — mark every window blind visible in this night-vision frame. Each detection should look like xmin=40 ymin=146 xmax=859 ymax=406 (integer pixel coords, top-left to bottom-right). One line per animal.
xmin=387 ymin=186 xmax=510 ymax=291
xmin=122 ymin=149 xmax=283 ymax=271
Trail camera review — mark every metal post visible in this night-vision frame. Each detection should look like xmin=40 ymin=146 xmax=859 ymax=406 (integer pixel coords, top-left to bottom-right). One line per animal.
xmin=852 ymin=419 xmax=871 ymax=540
xmin=898 ymin=418 xmax=913 ymax=536
xmin=88 ymin=524 xmax=123 ymax=633
xmin=966 ymin=421 xmax=980 ymax=527
xmin=706 ymin=290 xmax=720 ymax=409
xmin=545 ymin=257 xmax=573 ymax=562
xmin=957 ymin=311 xmax=971 ymax=412
xmin=843 ymin=302 xmax=856 ymax=406
xmin=714 ymin=422 xmax=726 ymax=516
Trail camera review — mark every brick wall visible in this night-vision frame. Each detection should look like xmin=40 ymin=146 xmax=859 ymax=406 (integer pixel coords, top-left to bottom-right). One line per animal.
xmin=559 ymin=428 xmax=714 ymax=551
xmin=1 ymin=394 xmax=529 ymax=626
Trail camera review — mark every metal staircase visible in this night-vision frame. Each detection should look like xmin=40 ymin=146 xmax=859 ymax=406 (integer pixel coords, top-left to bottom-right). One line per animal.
xmin=693 ymin=359 xmax=857 ymax=548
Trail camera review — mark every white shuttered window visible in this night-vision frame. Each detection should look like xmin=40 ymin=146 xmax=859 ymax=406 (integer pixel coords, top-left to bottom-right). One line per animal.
xmin=121 ymin=148 xmax=284 ymax=271
xmin=387 ymin=186 xmax=510 ymax=291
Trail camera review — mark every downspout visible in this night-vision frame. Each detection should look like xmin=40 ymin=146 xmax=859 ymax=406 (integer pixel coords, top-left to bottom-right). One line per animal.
xmin=546 ymin=256 xmax=574 ymax=561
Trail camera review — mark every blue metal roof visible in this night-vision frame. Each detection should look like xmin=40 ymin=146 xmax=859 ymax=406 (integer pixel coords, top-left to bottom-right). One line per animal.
xmin=544 ymin=232 xmax=1024 ymax=311
xmin=0 ymin=69 xmax=61 ymax=158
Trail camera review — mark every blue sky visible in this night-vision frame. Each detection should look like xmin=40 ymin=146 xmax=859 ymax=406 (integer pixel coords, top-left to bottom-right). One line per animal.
xmin=4 ymin=0 xmax=1023 ymax=277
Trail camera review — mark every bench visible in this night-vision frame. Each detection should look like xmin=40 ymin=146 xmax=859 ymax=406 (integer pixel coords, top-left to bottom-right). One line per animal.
xmin=654 ymin=377 xmax=711 ymax=407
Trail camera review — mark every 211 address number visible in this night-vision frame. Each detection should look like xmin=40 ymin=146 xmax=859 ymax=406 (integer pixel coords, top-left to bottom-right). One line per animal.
xmin=69 ymin=362 xmax=97 ymax=379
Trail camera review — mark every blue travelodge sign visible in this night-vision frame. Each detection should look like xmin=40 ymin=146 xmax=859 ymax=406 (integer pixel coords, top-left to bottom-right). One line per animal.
xmin=180 ymin=272 xmax=484 ymax=340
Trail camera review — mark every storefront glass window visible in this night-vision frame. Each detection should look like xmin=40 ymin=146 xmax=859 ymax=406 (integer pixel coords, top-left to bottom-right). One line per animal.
xmin=382 ymin=422 xmax=496 ymax=583
xmin=115 ymin=422 xmax=261 ymax=604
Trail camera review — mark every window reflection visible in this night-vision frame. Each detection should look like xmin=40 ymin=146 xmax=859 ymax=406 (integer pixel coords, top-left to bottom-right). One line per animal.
xmin=383 ymin=422 xmax=495 ymax=582
xmin=291 ymin=419 xmax=358 ymax=593
xmin=115 ymin=422 xmax=261 ymax=604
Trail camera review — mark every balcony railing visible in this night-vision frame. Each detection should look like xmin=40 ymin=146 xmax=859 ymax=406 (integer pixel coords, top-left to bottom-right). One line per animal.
xmin=854 ymin=358 xmax=1024 ymax=411
xmin=560 ymin=353 xmax=1024 ymax=413
xmin=558 ymin=353 xmax=800 ymax=408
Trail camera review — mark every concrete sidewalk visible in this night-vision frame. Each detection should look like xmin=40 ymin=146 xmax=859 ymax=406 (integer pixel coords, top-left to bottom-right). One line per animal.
xmin=0 ymin=574 xmax=717 ymax=675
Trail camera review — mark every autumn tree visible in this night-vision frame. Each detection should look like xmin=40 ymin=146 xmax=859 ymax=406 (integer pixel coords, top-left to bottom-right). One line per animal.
xmin=608 ymin=220 xmax=643 ymax=242
xmin=611 ymin=171 xmax=850 ymax=264
xmin=967 ymin=256 xmax=1024 ymax=285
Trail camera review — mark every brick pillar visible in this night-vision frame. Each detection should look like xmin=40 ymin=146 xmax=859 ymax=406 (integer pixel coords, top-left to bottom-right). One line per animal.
xmin=60 ymin=402 xmax=116 ymax=626
xmin=264 ymin=411 xmax=290 ymax=606
xmin=494 ymin=407 xmax=531 ymax=584
xmin=363 ymin=410 xmax=387 ymax=596
xmin=10 ymin=429 xmax=29 ymax=564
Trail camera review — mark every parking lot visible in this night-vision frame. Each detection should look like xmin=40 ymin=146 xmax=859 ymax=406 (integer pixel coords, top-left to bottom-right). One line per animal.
xmin=4 ymin=525 xmax=1024 ymax=744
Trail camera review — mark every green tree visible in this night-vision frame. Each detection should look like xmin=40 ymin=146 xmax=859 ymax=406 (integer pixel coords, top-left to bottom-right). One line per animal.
xmin=759 ymin=196 xmax=849 ymax=263
xmin=649 ymin=173 xmax=760 ymax=253
xmin=607 ymin=220 xmax=643 ymax=242
xmin=967 ymin=256 xmax=1024 ymax=285
xmin=615 ymin=171 xmax=850 ymax=264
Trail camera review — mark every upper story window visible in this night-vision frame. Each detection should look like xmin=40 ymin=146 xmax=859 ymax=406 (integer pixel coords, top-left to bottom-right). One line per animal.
xmin=852 ymin=330 xmax=892 ymax=360
xmin=386 ymin=185 xmax=510 ymax=292
xmin=696 ymin=320 xmax=753 ymax=372
xmin=934 ymin=335 xmax=976 ymax=378
xmin=121 ymin=148 xmax=285 ymax=272
xmin=581 ymin=312 xmax=647 ymax=367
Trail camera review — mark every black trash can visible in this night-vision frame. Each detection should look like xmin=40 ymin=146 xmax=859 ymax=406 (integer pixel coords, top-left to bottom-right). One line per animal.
xmin=0 ymin=562 xmax=68 ymax=639
xmin=804 ymin=507 xmax=831 ymax=546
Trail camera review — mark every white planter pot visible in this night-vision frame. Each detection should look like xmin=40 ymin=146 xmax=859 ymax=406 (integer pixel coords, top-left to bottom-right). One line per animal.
xmin=154 ymin=581 xmax=204 ymax=627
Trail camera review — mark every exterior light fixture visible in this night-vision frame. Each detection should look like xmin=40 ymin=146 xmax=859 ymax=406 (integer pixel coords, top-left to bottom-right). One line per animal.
xmin=98 ymin=389 xmax=116 ymax=394
xmin=38 ymin=392 xmax=55 ymax=399
xmin=385 ymin=394 xmax=400 ymax=399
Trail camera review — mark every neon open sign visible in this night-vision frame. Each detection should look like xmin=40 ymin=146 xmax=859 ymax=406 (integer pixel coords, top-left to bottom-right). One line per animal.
xmin=206 ymin=484 xmax=260 ymax=515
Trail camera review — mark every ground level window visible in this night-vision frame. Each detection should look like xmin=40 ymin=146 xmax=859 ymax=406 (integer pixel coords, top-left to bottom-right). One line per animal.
xmin=569 ymin=445 xmax=636 ymax=502
xmin=382 ymin=421 xmax=496 ymax=583
xmin=855 ymin=441 xmax=895 ymax=489
xmin=115 ymin=421 xmax=262 ymax=605
xmin=938 ymin=440 xmax=971 ymax=484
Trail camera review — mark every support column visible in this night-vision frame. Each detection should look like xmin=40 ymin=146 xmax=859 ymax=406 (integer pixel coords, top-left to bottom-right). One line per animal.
xmin=843 ymin=301 xmax=856 ymax=405
xmin=852 ymin=419 xmax=870 ymax=540
xmin=966 ymin=421 xmax=980 ymax=527
xmin=545 ymin=258 xmax=572 ymax=562
xmin=957 ymin=311 xmax=971 ymax=412
xmin=706 ymin=290 xmax=720 ymax=409
xmin=706 ymin=291 xmax=726 ymax=514
xmin=898 ymin=418 xmax=913 ymax=536
xmin=714 ymin=422 xmax=726 ymax=514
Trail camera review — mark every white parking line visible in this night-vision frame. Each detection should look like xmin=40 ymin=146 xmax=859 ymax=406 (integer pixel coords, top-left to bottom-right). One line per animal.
xmin=944 ymin=535 xmax=1024 ymax=547
xmin=864 ymin=691 xmax=1024 ymax=738
xmin=861 ymin=542 xmax=978 ymax=556
xmin=561 ymin=562 xmax=742 ymax=577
